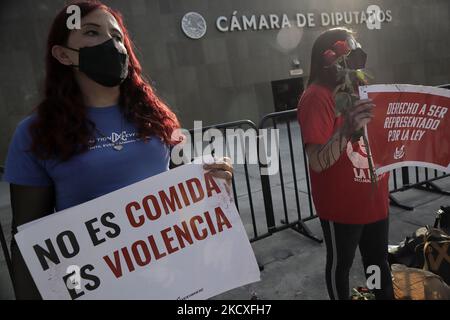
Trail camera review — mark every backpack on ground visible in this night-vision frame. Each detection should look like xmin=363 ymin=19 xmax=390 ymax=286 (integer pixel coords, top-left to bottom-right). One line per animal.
xmin=421 ymin=227 xmax=450 ymax=285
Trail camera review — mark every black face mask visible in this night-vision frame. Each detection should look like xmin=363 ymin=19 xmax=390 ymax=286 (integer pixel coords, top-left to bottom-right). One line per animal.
xmin=64 ymin=38 xmax=129 ymax=87
xmin=346 ymin=48 xmax=367 ymax=70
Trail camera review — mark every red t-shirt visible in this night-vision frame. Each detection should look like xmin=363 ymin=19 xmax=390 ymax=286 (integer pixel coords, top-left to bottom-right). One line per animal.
xmin=297 ymin=83 xmax=390 ymax=224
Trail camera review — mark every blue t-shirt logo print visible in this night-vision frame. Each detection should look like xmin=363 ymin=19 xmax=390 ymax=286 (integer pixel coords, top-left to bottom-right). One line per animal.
xmin=3 ymin=105 xmax=170 ymax=212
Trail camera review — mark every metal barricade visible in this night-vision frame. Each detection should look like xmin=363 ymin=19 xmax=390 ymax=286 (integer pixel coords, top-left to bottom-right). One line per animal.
xmin=259 ymin=110 xmax=322 ymax=243
xmin=180 ymin=120 xmax=274 ymax=243
xmin=389 ymin=166 xmax=449 ymax=210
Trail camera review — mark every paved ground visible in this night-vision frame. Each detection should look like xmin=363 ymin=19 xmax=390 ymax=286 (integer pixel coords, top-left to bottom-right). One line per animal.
xmin=1 ymin=122 xmax=449 ymax=300
xmin=214 ymin=179 xmax=450 ymax=300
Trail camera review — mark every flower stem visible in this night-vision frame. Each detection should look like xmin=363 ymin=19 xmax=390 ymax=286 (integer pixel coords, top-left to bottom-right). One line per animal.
xmin=362 ymin=132 xmax=377 ymax=187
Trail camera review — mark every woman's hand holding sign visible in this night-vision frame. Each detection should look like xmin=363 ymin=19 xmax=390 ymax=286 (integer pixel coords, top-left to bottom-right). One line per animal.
xmin=203 ymin=157 xmax=234 ymax=199
xmin=203 ymin=157 xmax=233 ymax=181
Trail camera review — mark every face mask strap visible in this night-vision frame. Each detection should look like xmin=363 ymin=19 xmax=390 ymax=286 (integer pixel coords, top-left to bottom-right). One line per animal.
xmin=60 ymin=45 xmax=80 ymax=68
xmin=62 ymin=45 xmax=79 ymax=52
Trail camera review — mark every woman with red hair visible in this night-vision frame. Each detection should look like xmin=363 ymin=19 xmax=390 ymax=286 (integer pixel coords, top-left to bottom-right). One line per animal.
xmin=3 ymin=1 xmax=232 ymax=299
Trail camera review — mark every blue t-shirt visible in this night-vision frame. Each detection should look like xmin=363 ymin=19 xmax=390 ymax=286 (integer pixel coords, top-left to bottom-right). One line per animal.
xmin=3 ymin=105 xmax=170 ymax=211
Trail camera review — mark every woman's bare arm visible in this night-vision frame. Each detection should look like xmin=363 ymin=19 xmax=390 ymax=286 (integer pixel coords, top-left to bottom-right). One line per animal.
xmin=9 ymin=184 xmax=55 ymax=300
xmin=305 ymin=99 xmax=374 ymax=173
xmin=305 ymin=129 xmax=349 ymax=172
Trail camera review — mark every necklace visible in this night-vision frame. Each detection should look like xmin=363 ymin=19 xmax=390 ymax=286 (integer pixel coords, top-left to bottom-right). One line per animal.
xmin=93 ymin=116 xmax=125 ymax=151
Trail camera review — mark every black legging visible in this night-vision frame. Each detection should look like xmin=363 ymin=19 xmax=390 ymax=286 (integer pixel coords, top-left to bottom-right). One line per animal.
xmin=320 ymin=217 xmax=394 ymax=300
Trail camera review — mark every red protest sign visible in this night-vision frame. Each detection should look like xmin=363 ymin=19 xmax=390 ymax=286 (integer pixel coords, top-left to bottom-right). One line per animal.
xmin=360 ymin=85 xmax=450 ymax=174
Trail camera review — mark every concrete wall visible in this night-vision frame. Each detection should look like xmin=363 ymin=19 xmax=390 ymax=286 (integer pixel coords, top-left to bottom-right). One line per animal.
xmin=1 ymin=0 xmax=449 ymax=163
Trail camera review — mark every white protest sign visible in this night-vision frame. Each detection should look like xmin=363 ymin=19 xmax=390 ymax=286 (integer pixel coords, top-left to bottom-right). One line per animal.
xmin=15 ymin=164 xmax=260 ymax=300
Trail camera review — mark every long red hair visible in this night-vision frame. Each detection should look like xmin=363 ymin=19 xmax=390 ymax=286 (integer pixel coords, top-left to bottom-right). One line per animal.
xmin=30 ymin=0 xmax=180 ymax=161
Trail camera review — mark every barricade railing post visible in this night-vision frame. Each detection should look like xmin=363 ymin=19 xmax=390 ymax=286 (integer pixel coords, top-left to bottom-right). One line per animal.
xmin=256 ymin=130 xmax=277 ymax=234
xmin=0 ymin=221 xmax=13 ymax=284
xmin=259 ymin=110 xmax=322 ymax=243
xmin=0 ymin=165 xmax=14 ymax=284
